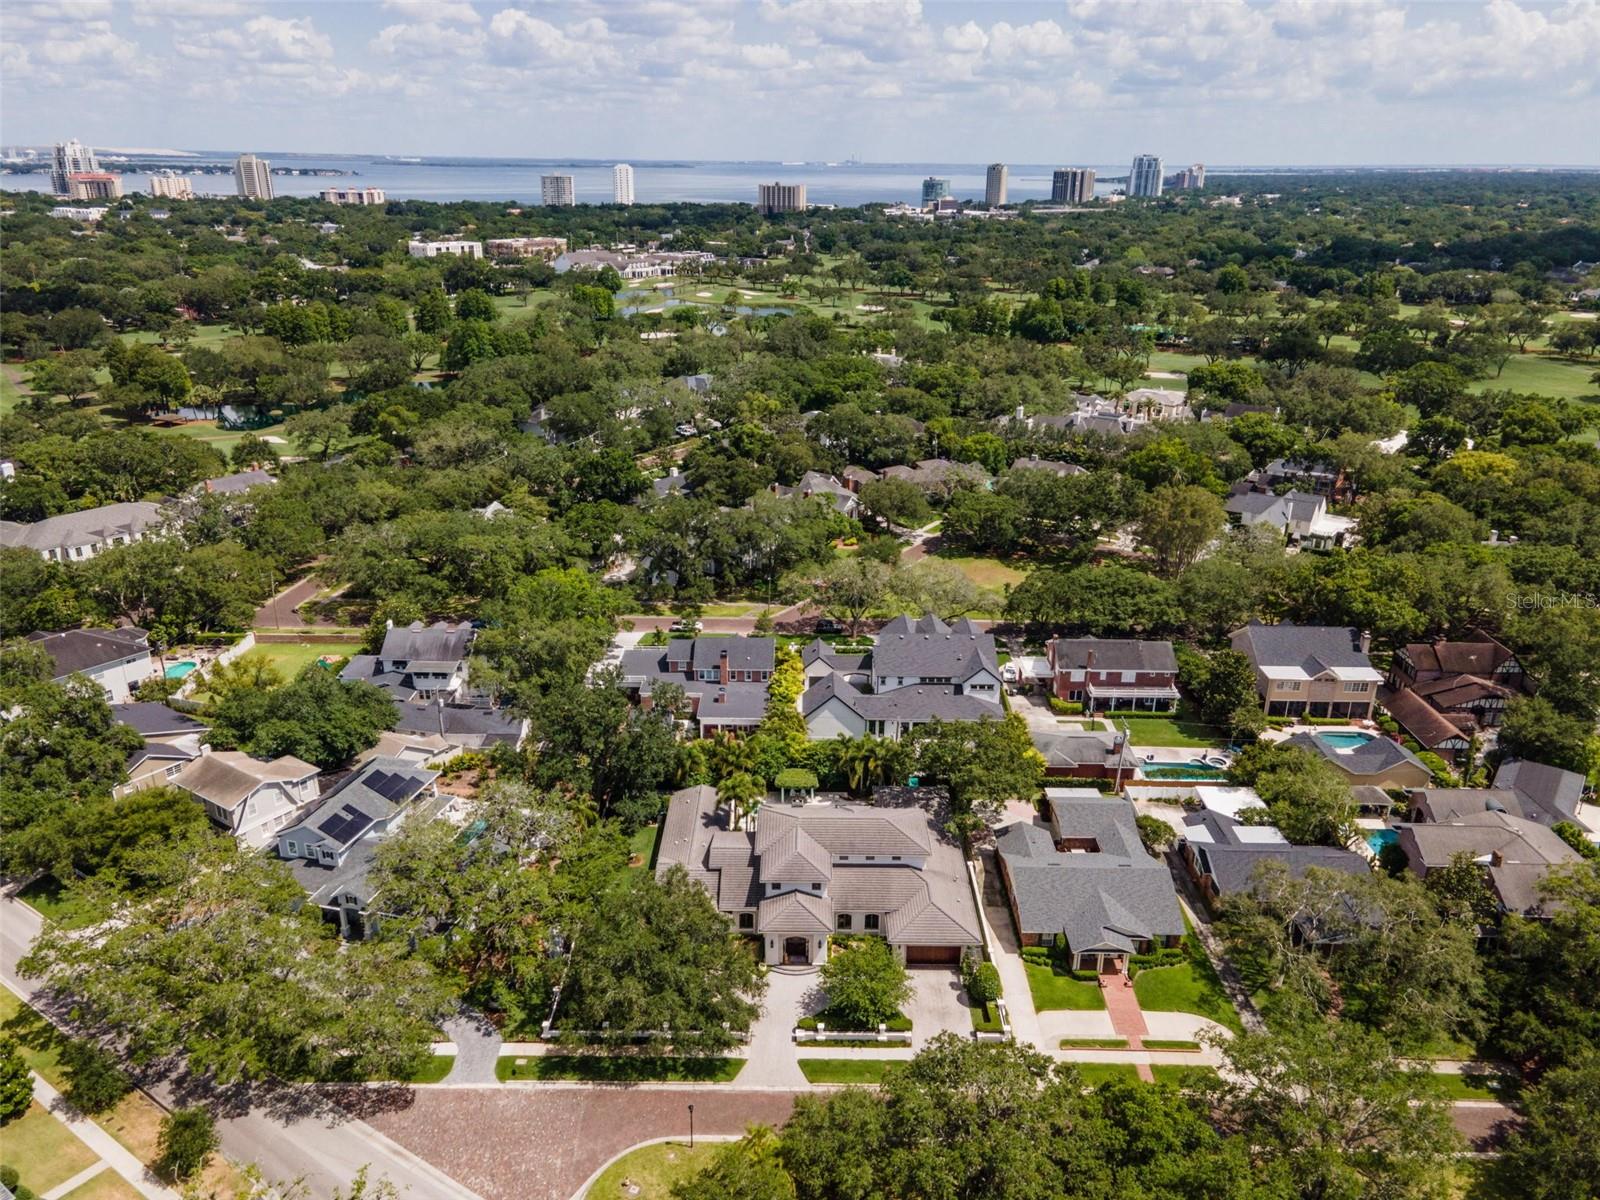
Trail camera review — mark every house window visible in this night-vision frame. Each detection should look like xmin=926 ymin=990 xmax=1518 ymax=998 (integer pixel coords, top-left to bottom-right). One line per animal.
xmin=286 ymin=841 xmax=298 ymax=856
xmin=891 ymin=856 xmax=902 ymax=862
xmin=865 ymin=855 xmax=876 ymax=861
xmin=1278 ymin=681 xmax=1303 ymax=692
xmin=837 ymin=914 xmax=852 ymax=930
xmin=1343 ymin=682 xmax=1370 ymax=693
xmin=810 ymin=882 xmax=820 ymax=891
xmin=738 ymin=912 xmax=754 ymax=929
xmin=865 ymin=914 xmax=880 ymax=930
xmin=770 ymin=883 xmax=780 ymax=892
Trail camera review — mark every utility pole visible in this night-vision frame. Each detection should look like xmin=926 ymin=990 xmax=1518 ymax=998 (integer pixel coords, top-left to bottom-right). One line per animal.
xmin=687 ymin=1103 xmax=695 ymax=1149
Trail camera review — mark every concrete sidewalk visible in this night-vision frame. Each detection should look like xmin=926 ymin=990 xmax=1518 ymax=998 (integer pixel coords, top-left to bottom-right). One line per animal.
xmin=30 ymin=1072 xmax=182 ymax=1200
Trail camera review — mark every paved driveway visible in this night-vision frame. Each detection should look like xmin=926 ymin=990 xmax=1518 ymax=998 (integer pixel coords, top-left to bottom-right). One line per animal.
xmin=904 ymin=968 xmax=972 ymax=1048
xmin=738 ymin=968 xmax=818 ymax=1088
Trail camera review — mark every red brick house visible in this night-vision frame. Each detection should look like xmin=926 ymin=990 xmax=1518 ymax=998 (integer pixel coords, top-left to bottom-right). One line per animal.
xmin=1046 ymin=637 xmax=1180 ymax=713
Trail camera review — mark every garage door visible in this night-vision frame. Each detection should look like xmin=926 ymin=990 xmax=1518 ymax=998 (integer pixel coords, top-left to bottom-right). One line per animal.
xmin=905 ymin=945 xmax=961 ymax=965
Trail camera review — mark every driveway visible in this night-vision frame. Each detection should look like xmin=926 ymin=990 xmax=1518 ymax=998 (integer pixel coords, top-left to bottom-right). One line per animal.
xmin=738 ymin=968 xmax=815 ymax=1088
xmin=904 ymin=969 xmax=972 ymax=1048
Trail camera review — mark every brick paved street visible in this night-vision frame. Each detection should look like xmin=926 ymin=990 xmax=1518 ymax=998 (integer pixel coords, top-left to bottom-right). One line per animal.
xmin=354 ymin=1086 xmax=801 ymax=1200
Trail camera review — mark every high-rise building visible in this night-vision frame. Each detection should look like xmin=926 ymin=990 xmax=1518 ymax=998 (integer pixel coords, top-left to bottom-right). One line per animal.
xmin=541 ymin=174 xmax=576 ymax=206
xmin=921 ymin=176 xmax=950 ymax=208
xmin=148 ymin=171 xmax=195 ymax=201
xmin=51 ymin=139 xmax=99 ymax=195
xmin=612 ymin=163 xmax=635 ymax=206
xmin=985 ymin=163 xmax=1008 ymax=208
xmin=234 ymin=154 xmax=274 ymax=200
xmin=68 ymin=172 xmax=123 ymax=201
xmin=1051 ymin=168 xmax=1096 ymax=204
xmin=1173 ymin=163 xmax=1206 ymax=190
xmin=321 ymin=186 xmax=386 ymax=205
xmin=1128 ymin=154 xmax=1164 ymax=198
xmin=757 ymin=181 xmax=807 ymax=215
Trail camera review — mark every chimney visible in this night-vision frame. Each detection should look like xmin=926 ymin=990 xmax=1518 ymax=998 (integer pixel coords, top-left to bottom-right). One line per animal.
xmin=719 ymin=648 xmax=730 ymax=685
xmin=1084 ymin=646 xmax=1095 ymax=679
xmin=669 ymin=466 xmax=680 ymax=478
xmin=1359 ymin=630 xmax=1372 ymax=655
xmin=1015 ymin=403 xmax=1025 ymax=421
xmin=385 ymin=618 xmax=393 ymax=629
xmin=1489 ymin=850 xmax=1504 ymax=868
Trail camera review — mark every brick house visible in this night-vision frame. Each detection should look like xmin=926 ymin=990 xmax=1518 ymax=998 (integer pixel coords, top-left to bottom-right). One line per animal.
xmin=1046 ymin=637 xmax=1179 ymax=713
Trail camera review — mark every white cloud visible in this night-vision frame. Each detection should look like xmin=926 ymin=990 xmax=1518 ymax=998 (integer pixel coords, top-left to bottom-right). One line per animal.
xmin=382 ymin=0 xmax=481 ymax=22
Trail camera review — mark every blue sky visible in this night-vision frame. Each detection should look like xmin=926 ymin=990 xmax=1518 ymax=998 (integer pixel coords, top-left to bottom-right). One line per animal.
xmin=4 ymin=0 xmax=1598 ymax=164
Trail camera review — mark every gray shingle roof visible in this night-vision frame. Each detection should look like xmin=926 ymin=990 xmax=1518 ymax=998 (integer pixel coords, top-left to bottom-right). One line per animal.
xmin=687 ymin=637 xmax=775 ymax=674
xmin=1493 ymin=759 xmax=1586 ymax=826
xmin=1033 ymin=730 xmax=1139 ymax=771
xmin=282 ymin=755 xmax=436 ymax=849
xmin=1231 ymin=622 xmax=1373 ymax=674
xmin=1286 ymin=732 xmax=1427 ymax=777
xmin=202 ymin=469 xmax=276 ymax=494
xmin=1048 ymin=637 xmax=1177 ymax=674
xmin=871 ymin=614 xmax=998 ymax=683
xmin=377 ymin=621 xmax=473 ymax=664
xmin=0 ymin=502 xmax=164 ymax=554
xmin=26 ymin=627 xmax=149 ymax=676
xmin=111 ymin=701 xmax=205 ymax=737
xmin=1046 ymin=794 xmax=1146 ymax=858
xmin=802 ymin=674 xmax=1002 ymax=723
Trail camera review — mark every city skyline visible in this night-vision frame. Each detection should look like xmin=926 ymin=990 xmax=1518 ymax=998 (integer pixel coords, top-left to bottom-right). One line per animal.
xmin=3 ymin=1 xmax=1598 ymax=166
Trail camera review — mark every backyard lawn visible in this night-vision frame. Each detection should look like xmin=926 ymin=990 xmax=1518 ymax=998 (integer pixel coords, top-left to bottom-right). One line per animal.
xmin=798 ymin=1058 xmax=900 ymax=1085
xmin=1023 ymin=961 xmax=1107 ymax=1011
xmin=1112 ymin=711 xmax=1229 ymax=748
xmin=627 ymin=823 xmax=662 ymax=873
xmin=496 ymin=1055 xmax=744 ymax=1083
xmin=249 ymin=640 xmax=356 ymax=677
xmin=583 ymin=1142 xmax=721 ymax=1200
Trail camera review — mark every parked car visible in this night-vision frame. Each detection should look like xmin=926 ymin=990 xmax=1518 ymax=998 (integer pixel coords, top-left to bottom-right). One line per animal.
xmin=815 ymin=618 xmax=844 ymax=634
xmin=675 ymin=423 xmax=698 ymax=437
xmin=670 ymin=618 xmax=703 ymax=633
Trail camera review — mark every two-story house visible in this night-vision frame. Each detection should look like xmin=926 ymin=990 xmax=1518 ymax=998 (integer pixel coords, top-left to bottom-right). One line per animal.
xmin=26 ymin=627 xmax=156 ymax=703
xmin=1230 ymin=622 xmax=1382 ymax=719
xmin=277 ymin=756 xmax=441 ymax=939
xmin=800 ymin=614 xmax=1004 ymax=741
xmin=617 ymin=635 xmax=776 ymax=736
xmin=770 ymin=472 xmax=860 ymax=518
xmin=341 ymin=620 xmax=475 ymax=702
xmin=1046 ymin=637 xmax=1179 ymax=713
xmin=110 ymin=702 xmax=207 ymax=797
xmin=1 ymin=501 xmax=164 ymax=563
xmin=1223 ymin=489 xmax=1356 ymax=551
xmin=1381 ymin=633 xmax=1524 ymax=763
xmin=654 ymin=786 xmax=982 ymax=966
xmin=171 ymin=748 xmax=322 ymax=848
xmin=994 ymin=790 xmax=1184 ymax=972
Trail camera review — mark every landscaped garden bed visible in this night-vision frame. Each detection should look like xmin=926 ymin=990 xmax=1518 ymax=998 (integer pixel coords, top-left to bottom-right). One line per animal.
xmin=496 ymin=1055 xmax=744 ymax=1083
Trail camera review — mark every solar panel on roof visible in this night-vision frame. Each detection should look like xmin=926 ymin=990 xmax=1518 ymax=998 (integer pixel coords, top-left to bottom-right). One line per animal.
xmin=369 ymin=771 xmax=416 ymax=802
xmin=317 ymin=803 xmax=375 ymax=845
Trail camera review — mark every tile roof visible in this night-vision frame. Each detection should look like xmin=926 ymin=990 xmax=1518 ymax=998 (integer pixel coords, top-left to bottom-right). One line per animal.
xmin=758 ymin=891 xmax=833 ymax=934
xmin=1400 ymin=638 xmax=1516 ymax=677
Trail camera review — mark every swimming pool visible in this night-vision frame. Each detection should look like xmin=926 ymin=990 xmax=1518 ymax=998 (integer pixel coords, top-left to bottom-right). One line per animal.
xmin=1366 ymin=828 xmax=1399 ymax=854
xmin=164 ymin=660 xmax=198 ymax=679
xmin=1320 ymin=732 xmax=1375 ymax=750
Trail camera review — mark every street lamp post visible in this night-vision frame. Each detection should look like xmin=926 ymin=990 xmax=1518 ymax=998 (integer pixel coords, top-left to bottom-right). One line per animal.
xmin=687 ymin=1103 xmax=695 ymax=1150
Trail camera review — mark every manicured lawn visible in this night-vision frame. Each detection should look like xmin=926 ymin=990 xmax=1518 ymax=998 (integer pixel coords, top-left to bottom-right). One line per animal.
xmin=61 ymin=1171 xmax=145 ymax=1200
xmin=248 ymin=640 xmax=355 ymax=677
xmin=1059 ymin=1037 xmax=1128 ymax=1049
xmin=798 ymin=1058 xmax=900 ymax=1085
xmin=496 ymin=1055 xmax=744 ymax=1083
xmin=1150 ymin=1064 xmax=1219 ymax=1088
xmin=627 ymin=823 xmax=662 ymax=872
xmin=1 ymin=1102 xmax=100 ymax=1195
xmin=16 ymin=874 xmax=100 ymax=930
xmin=402 ymin=1054 xmax=456 ymax=1084
xmin=1464 ymin=352 xmax=1600 ymax=402
xmin=1424 ymin=1071 xmax=1509 ymax=1101
xmin=0 ymin=988 xmax=69 ymax=1086
xmin=1113 ymin=712 xmax=1228 ymax=748
xmin=929 ymin=554 xmax=1028 ymax=591
xmin=1023 ymin=961 xmax=1107 ymax=1011
xmin=1133 ymin=956 xmax=1244 ymax=1036
xmin=1073 ymin=1063 xmax=1142 ymax=1086
xmin=969 ymin=1003 xmax=1004 ymax=1034
xmin=583 ymin=1141 xmax=721 ymax=1200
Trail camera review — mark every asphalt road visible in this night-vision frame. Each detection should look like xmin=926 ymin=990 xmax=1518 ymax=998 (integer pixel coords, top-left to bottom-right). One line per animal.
xmin=0 ymin=889 xmax=480 ymax=1200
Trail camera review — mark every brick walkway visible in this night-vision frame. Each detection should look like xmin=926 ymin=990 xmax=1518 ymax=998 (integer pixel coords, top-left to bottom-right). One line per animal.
xmin=352 ymin=1087 xmax=800 ymax=1200
xmin=1098 ymin=975 xmax=1155 ymax=1082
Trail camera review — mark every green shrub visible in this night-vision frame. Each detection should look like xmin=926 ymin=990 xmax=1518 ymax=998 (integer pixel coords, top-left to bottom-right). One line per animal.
xmin=60 ymin=1039 xmax=131 ymax=1115
xmin=0 ymin=1038 xmax=32 ymax=1124
xmin=1048 ymin=697 xmax=1083 ymax=715
xmin=961 ymin=952 xmax=1002 ymax=1008
xmin=156 ymin=1107 xmax=218 ymax=1182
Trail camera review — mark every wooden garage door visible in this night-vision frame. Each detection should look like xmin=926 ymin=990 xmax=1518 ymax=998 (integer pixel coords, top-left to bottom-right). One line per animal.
xmin=905 ymin=945 xmax=961 ymax=965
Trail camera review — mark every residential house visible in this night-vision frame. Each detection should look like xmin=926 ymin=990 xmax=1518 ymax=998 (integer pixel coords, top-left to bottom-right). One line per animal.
xmin=1032 ymin=730 xmax=1140 ymax=782
xmin=1230 ymin=622 xmax=1382 ymax=719
xmin=340 ymin=620 xmax=474 ymax=703
xmin=392 ymin=698 xmax=527 ymax=749
xmin=654 ymin=786 xmax=982 ymax=966
xmin=2 ymin=501 xmax=165 ymax=562
xmin=277 ymin=756 xmax=441 ymax=938
xmin=1285 ymin=730 xmax=1432 ymax=789
xmin=25 ymin=627 xmax=155 ymax=703
xmin=171 ymin=748 xmax=321 ymax=848
xmin=771 ymin=472 xmax=860 ymax=517
xmin=362 ymin=730 xmax=457 ymax=770
xmin=1394 ymin=811 xmax=1582 ymax=918
xmin=110 ymin=702 xmax=206 ymax=797
xmin=1245 ymin=458 xmax=1353 ymax=503
xmin=1223 ymin=489 xmax=1356 ymax=550
xmin=197 ymin=469 xmax=276 ymax=495
xmin=1046 ymin=637 xmax=1179 ymax=713
xmin=645 ymin=468 xmax=691 ymax=502
xmin=1009 ymin=458 xmax=1086 ymax=477
xmin=878 ymin=459 xmax=991 ymax=496
xmin=1493 ymin=759 xmax=1590 ymax=829
xmin=800 ymin=614 xmax=1003 ymax=741
xmin=841 ymin=466 xmax=879 ymax=493
xmin=1122 ymin=388 xmax=1192 ymax=422
xmin=618 ymin=635 xmax=776 ymax=736
xmin=1381 ymin=634 xmax=1524 ymax=762
xmin=1179 ymin=808 xmax=1370 ymax=909
xmin=994 ymin=790 xmax=1184 ymax=971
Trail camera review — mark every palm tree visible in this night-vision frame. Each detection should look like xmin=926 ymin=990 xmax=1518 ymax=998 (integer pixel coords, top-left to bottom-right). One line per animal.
xmin=838 ymin=734 xmax=893 ymax=798
xmin=718 ymin=772 xmax=764 ymax=831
